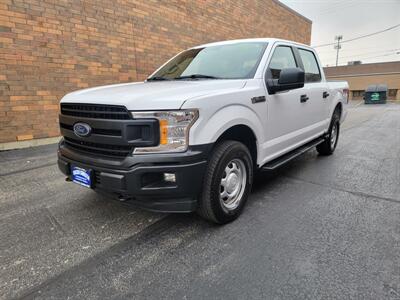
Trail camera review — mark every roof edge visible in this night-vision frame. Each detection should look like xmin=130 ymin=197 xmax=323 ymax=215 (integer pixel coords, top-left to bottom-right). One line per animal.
xmin=272 ymin=0 xmax=312 ymax=24
xmin=325 ymin=71 xmax=400 ymax=78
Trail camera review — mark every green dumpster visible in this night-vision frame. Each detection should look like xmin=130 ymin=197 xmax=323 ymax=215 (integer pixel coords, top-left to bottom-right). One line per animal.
xmin=364 ymin=84 xmax=387 ymax=104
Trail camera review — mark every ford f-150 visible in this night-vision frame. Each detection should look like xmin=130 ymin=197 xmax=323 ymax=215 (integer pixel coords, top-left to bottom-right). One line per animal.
xmin=58 ymin=38 xmax=349 ymax=224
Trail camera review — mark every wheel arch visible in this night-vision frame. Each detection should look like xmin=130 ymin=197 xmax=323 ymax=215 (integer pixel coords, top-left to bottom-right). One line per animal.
xmin=215 ymin=124 xmax=258 ymax=168
xmin=189 ymin=104 xmax=263 ymax=165
xmin=334 ymin=102 xmax=343 ymax=118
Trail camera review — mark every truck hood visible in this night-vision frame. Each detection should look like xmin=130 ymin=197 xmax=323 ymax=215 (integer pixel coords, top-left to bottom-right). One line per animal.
xmin=61 ymin=80 xmax=247 ymax=110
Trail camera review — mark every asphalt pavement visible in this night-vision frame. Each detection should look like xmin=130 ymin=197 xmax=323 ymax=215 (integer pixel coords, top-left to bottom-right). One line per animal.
xmin=1 ymin=101 xmax=399 ymax=299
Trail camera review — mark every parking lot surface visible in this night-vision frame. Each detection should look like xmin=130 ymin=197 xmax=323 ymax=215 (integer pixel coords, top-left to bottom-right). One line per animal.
xmin=1 ymin=102 xmax=399 ymax=299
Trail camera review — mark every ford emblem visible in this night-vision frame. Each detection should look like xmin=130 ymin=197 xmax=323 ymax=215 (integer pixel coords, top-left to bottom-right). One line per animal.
xmin=73 ymin=122 xmax=92 ymax=137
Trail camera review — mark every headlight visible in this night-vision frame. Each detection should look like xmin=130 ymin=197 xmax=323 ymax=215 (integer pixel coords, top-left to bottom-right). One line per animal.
xmin=131 ymin=110 xmax=198 ymax=153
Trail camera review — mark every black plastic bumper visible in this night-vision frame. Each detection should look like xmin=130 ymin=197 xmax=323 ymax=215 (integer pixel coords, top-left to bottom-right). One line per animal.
xmin=58 ymin=140 xmax=211 ymax=213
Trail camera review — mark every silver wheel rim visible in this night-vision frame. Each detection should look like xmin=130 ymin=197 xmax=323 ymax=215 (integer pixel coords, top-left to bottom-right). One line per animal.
xmin=219 ymin=158 xmax=247 ymax=211
xmin=331 ymin=122 xmax=338 ymax=149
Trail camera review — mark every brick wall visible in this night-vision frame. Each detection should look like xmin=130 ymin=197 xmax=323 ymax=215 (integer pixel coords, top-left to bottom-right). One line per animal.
xmin=0 ymin=0 xmax=311 ymax=143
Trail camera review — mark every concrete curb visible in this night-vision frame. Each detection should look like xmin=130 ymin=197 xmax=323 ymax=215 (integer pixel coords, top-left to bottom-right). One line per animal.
xmin=0 ymin=136 xmax=61 ymax=151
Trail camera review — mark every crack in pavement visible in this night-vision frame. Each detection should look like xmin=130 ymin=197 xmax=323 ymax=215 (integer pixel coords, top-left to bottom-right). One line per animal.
xmin=0 ymin=162 xmax=57 ymax=177
xmin=283 ymin=175 xmax=400 ymax=205
xmin=44 ymin=207 xmax=67 ymax=235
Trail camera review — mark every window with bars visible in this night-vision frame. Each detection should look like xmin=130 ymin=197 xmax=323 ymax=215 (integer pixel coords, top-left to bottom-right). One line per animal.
xmin=352 ymin=90 xmax=364 ymax=98
xmin=388 ymin=89 xmax=398 ymax=99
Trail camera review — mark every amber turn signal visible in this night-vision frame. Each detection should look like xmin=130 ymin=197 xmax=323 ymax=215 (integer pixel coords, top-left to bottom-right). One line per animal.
xmin=159 ymin=119 xmax=168 ymax=145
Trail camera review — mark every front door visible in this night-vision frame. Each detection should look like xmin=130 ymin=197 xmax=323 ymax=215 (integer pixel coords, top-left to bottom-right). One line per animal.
xmin=262 ymin=44 xmax=313 ymax=161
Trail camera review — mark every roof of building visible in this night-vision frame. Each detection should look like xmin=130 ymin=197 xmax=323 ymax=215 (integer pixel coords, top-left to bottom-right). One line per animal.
xmin=324 ymin=61 xmax=400 ymax=77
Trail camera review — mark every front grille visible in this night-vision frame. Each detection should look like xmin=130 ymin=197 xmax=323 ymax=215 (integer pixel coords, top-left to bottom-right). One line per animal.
xmin=60 ymin=123 xmax=122 ymax=137
xmin=64 ymin=137 xmax=133 ymax=157
xmin=59 ymin=104 xmax=159 ymax=158
xmin=61 ymin=103 xmax=131 ymax=120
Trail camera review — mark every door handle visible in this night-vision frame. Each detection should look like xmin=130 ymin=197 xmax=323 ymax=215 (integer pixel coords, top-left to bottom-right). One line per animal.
xmin=323 ymin=91 xmax=330 ymax=99
xmin=300 ymin=94 xmax=309 ymax=103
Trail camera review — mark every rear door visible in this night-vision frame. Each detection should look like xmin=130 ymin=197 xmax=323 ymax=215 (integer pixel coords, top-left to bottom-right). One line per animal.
xmin=296 ymin=47 xmax=330 ymax=132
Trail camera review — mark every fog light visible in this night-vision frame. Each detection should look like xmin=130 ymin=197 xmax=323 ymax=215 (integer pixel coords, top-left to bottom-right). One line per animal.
xmin=164 ymin=173 xmax=176 ymax=183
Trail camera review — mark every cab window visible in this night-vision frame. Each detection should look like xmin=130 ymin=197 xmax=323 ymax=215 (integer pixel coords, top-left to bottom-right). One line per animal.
xmin=298 ymin=49 xmax=321 ymax=83
xmin=267 ymin=46 xmax=297 ymax=79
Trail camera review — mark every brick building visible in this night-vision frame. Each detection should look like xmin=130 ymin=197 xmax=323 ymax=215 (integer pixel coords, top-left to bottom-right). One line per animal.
xmin=324 ymin=61 xmax=400 ymax=101
xmin=0 ymin=0 xmax=311 ymax=146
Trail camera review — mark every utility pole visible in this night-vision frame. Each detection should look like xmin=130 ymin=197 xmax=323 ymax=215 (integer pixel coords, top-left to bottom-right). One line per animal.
xmin=334 ymin=35 xmax=343 ymax=66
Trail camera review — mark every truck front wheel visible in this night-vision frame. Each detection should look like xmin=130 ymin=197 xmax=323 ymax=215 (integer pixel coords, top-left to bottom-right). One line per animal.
xmin=197 ymin=140 xmax=253 ymax=224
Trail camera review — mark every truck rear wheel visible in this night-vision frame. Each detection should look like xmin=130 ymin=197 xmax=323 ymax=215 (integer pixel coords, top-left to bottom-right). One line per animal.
xmin=317 ymin=111 xmax=340 ymax=156
xmin=197 ymin=140 xmax=253 ymax=224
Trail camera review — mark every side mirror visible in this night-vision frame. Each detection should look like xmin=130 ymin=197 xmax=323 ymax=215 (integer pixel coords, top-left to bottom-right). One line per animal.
xmin=267 ymin=67 xmax=305 ymax=94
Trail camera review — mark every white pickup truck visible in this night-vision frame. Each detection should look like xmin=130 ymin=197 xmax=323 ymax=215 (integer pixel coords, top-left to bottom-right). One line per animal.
xmin=58 ymin=38 xmax=348 ymax=224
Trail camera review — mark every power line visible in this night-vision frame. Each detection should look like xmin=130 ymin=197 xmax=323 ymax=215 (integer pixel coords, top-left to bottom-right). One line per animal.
xmin=323 ymin=50 xmax=400 ymax=64
xmin=323 ymin=51 xmax=400 ymax=65
xmin=317 ymin=45 xmax=400 ymax=54
xmin=319 ymin=48 xmax=400 ymax=60
xmin=361 ymin=52 xmax=400 ymax=61
xmin=313 ymin=23 xmax=400 ymax=48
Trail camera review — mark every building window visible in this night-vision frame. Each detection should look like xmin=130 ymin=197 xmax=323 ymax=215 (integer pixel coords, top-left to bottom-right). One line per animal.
xmin=352 ymin=90 xmax=364 ymax=99
xmin=388 ymin=89 xmax=397 ymax=99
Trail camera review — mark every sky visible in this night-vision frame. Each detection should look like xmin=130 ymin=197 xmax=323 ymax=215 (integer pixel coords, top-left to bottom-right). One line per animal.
xmin=280 ymin=0 xmax=400 ymax=66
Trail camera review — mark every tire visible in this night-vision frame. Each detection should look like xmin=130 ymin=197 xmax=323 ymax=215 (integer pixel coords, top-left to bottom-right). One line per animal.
xmin=197 ymin=140 xmax=253 ymax=224
xmin=317 ymin=110 xmax=340 ymax=156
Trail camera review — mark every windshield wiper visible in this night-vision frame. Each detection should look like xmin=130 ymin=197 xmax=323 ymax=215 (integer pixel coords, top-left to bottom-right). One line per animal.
xmin=174 ymin=74 xmax=220 ymax=80
xmin=147 ymin=76 xmax=171 ymax=81
xmin=148 ymin=74 xmax=221 ymax=81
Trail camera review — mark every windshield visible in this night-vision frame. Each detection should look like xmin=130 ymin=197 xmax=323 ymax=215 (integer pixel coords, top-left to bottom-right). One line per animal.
xmin=149 ymin=42 xmax=268 ymax=80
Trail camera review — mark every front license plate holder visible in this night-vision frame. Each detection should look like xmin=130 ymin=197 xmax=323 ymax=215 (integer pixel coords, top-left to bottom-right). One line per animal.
xmin=71 ymin=165 xmax=92 ymax=188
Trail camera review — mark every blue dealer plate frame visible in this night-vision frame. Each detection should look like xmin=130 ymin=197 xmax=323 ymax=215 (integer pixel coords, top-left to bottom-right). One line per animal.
xmin=71 ymin=165 xmax=92 ymax=188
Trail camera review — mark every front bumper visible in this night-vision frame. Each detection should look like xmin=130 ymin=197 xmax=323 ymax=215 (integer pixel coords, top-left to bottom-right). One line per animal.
xmin=58 ymin=140 xmax=211 ymax=213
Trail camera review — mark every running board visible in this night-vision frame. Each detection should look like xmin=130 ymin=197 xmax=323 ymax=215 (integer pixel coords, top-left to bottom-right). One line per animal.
xmin=261 ymin=137 xmax=325 ymax=171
